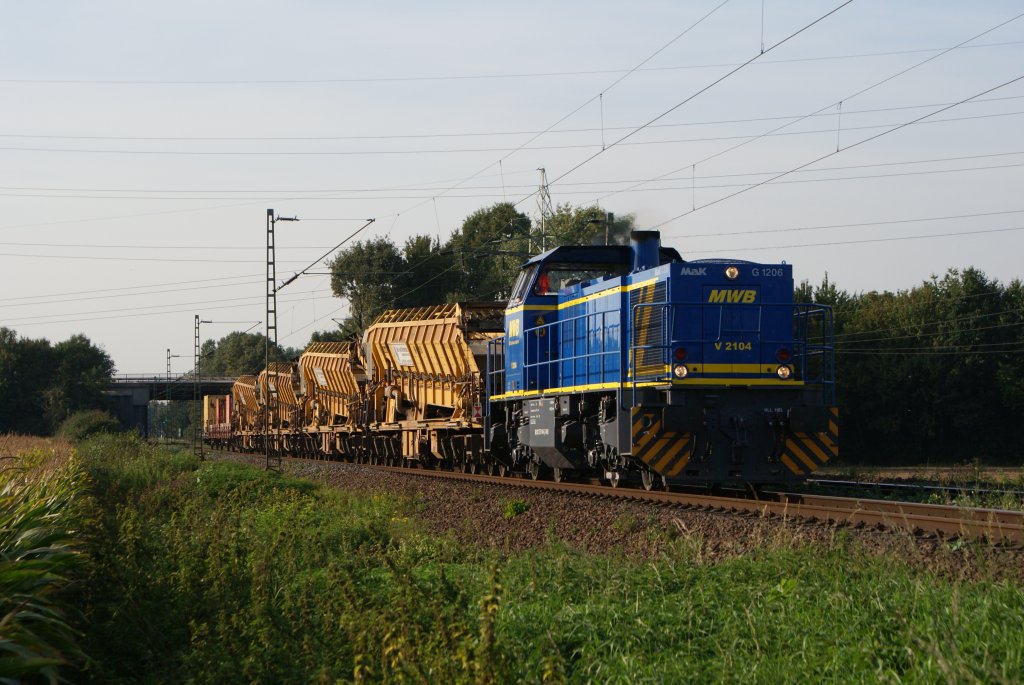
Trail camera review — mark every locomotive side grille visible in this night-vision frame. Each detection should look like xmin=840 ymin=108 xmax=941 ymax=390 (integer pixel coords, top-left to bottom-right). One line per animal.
xmin=630 ymin=280 xmax=668 ymax=380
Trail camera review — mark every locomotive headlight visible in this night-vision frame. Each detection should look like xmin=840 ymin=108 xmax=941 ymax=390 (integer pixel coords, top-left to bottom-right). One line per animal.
xmin=776 ymin=365 xmax=792 ymax=380
xmin=725 ymin=265 xmax=740 ymax=280
xmin=673 ymin=364 xmax=689 ymax=379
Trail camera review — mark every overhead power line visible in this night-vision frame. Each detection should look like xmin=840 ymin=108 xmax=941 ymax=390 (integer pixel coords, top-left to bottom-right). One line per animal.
xmin=0 ymin=273 xmax=261 ymax=303
xmin=2 ymin=40 xmax=1019 ymax=85
xmin=1 ymin=94 xmax=1019 ymax=143
xmin=600 ymin=10 xmax=1024 ymax=208
xmin=514 ymin=0 xmax=856 ymax=208
xmin=1 ymin=155 xmax=1020 ymax=203
xmin=0 ymin=149 xmax=1019 ymax=199
xmin=655 ymin=71 xmax=1024 ymax=231
xmin=380 ymin=0 xmax=735 ymax=237
xmin=0 ymin=109 xmax=1020 ymax=159
xmin=687 ymin=224 xmax=1024 ymax=254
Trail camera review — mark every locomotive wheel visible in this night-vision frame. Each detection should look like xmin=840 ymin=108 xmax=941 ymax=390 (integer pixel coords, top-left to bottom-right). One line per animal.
xmin=498 ymin=464 xmax=508 ymax=477
xmin=640 ymin=469 xmax=656 ymax=491
xmin=528 ymin=461 xmax=542 ymax=480
xmin=607 ymin=471 xmax=622 ymax=488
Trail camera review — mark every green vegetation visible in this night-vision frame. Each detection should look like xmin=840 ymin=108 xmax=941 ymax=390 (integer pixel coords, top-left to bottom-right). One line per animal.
xmin=0 ymin=437 xmax=86 ymax=684
xmin=0 ymin=328 xmax=114 ymax=435
xmin=502 ymin=499 xmax=530 ymax=520
xmin=801 ymin=267 xmax=1024 ymax=463
xmin=198 ymin=331 xmax=300 ymax=377
xmin=63 ymin=437 xmax=1024 ymax=683
xmin=57 ymin=409 xmax=122 ymax=442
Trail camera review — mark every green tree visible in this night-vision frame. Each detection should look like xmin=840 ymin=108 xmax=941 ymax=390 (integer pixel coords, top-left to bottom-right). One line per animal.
xmin=0 ymin=328 xmax=54 ymax=434
xmin=444 ymin=202 xmax=531 ymax=301
xmin=396 ymin=234 xmax=455 ymax=307
xmin=45 ymin=334 xmax=115 ymax=428
xmin=540 ymin=203 xmax=635 ymax=248
xmin=328 ymin=238 xmax=406 ymax=330
xmin=308 ymin=328 xmax=350 ymax=345
xmin=199 ymin=332 xmax=292 ymax=377
xmin=0 ymin=329 xmax=115 ymax=435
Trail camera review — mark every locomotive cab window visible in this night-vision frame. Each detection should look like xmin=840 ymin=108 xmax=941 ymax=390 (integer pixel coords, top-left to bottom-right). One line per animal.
xmin=533 ymin=262 xmax=627 ymax=296
xmin=508 ymin=265 xmax=538 ymax=305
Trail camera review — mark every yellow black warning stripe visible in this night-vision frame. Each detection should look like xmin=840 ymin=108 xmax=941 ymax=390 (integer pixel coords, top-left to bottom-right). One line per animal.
xmin=630 ymin=408 xmax=693 ymax=478
xmin=781 ymin=406 xmax=839 ymax=476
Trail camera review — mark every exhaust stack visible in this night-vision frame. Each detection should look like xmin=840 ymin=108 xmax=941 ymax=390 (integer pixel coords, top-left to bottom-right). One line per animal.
xmin=630 ymin=230 xmax=661 ymax=273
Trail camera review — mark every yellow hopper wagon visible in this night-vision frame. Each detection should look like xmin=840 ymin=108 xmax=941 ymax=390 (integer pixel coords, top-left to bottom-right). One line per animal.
xmin=298 ymin=341 xmax=367 ymax=459
xmin=361 ymin=302 xmax=504 ymax=470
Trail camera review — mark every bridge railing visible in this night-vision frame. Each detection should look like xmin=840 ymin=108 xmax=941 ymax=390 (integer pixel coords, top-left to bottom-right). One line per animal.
xmin=110 ymin=374 xmax=239 ymax=384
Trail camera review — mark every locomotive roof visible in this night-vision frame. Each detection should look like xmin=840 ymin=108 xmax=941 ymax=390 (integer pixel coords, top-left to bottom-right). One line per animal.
xmin=521 ymin=244 xmax=682 ymax=268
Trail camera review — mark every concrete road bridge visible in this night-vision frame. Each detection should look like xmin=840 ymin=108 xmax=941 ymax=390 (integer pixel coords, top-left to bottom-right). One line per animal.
xmin=107 ymin=374 xmax=237 ymax=434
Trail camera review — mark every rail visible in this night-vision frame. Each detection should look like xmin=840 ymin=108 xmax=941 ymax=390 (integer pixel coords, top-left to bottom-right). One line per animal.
xmin=217 ymin=451 xmax=1024 ymax=546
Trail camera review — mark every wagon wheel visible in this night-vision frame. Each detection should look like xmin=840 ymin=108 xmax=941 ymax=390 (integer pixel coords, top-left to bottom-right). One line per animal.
xmin=552 ymin=467 xmax=565 ymax=483
xmin=497 ymin=464 xmax=508 ymax=478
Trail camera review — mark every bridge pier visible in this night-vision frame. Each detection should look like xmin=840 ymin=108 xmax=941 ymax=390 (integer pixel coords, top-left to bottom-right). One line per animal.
xmin=107 ymin=386 xmax=151 ymax=436
xmin=104 ymin=375 xmax=237 ymax=438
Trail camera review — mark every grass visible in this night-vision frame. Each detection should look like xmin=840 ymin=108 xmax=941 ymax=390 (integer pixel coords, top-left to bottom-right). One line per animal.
xmin=62 ymin=439 xmax=1024 ymax=684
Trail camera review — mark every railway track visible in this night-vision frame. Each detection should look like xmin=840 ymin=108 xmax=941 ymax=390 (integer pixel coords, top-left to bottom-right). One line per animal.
xmin=804 ymin=478 xmax=1024 ymax=502
xmin=218 ymin=451 xmax=1024 ymax=546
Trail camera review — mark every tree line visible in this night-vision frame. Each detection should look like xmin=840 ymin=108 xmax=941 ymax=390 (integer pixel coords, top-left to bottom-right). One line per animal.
xmin=0 ymin=328 xmax=114 ymax=435
xmin=802 ymin=268 xmax=1024 ymax=464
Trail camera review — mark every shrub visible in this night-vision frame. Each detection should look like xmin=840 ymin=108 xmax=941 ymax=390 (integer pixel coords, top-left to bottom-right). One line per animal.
xmin=58 ymin=410 xmax=121 ymax=443
xmin=503 ymin=499 xmax=529 ymax=520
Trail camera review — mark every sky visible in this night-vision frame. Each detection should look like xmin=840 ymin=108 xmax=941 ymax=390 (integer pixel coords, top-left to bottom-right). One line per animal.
xmin=1 ymin=0 xmax=1022 ymax=373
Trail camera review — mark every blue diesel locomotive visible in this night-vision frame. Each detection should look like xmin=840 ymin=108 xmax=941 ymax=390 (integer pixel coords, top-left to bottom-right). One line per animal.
xmin=485 ymin=230 xmax=837 ymax=488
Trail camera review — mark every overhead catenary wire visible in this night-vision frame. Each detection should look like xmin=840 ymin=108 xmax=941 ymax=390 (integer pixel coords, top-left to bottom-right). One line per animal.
xmin=36 ymin=98 xmax=1024 ymax=158
xmin=3 ymin=40 xmax=1019 ymax=86
xmin=378 ymin=0 xmax=735 ymax=237
xmin=3 ymin=148 xmax=1020 ymax=198
xmin=276 ymin=218 xmax=376 ymax=291
xmin=514 ymin=0 xmax=857 ymax=208
xmin=595 ymin=10 xmax=1024 ymax=208
xmin=0 ymin=289 xmax=327 ymax=325
xmin=654 ymin=72 xmax=1024 ymax=231
xmin=687 ymin=224 xmax=1024 ymax=254
xmin=1 ymin=93 xmax=1019 ymax=145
